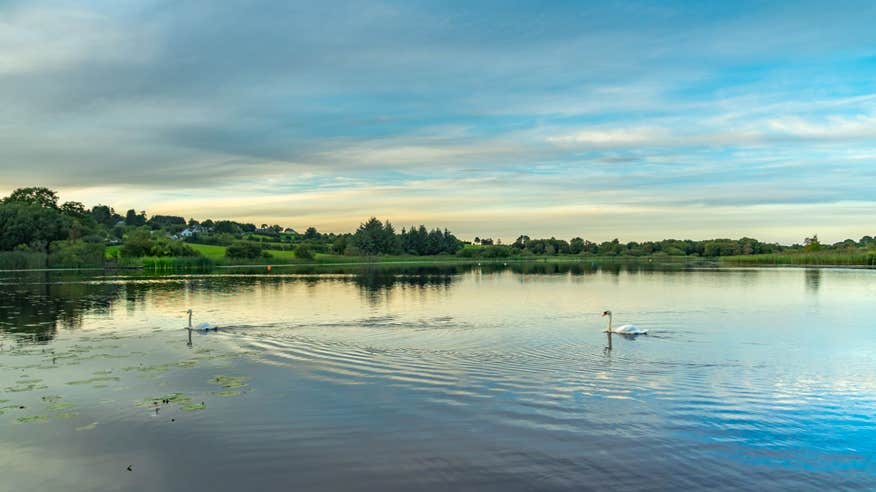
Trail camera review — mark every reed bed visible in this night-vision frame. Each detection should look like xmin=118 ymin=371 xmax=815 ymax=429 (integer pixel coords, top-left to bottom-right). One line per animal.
xmin=721 ymin=252 xmax=876 ymax=266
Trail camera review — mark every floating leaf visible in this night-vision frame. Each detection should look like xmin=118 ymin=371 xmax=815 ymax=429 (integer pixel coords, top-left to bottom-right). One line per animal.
xmin=211 ymin=390 xmax=242 ymax=397
xmin=47 ymin=402 xmax=75 ymax=411
xmin=17 ymin=415 xmax=49 ymax=424
xmin=209 ymin=375 xmax=249 ymax=389
xmin=76 ymin=422 xmax=98 ymax=431
xmin=66 ymin=376 xmax=120 ymax=385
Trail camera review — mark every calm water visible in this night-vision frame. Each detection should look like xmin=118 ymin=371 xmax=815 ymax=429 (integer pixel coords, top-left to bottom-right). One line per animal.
xmin=1 ymin=263 xmax=875 ymax=491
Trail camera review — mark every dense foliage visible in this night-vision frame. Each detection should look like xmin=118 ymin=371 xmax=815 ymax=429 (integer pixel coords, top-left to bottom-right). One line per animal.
xmin=225 ymin=241 xmax=266 ymax=259
xmin=120 ymin=230 xmax=199 ymax=257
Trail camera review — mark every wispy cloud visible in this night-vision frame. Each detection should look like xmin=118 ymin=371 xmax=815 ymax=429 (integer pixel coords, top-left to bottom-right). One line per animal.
xmin=1 ymin=0 xmax=875 ymax=242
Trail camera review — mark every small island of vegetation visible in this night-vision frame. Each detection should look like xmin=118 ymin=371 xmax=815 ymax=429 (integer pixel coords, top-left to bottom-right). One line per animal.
xmin=0 ymin=186 xmax=873 ymax=271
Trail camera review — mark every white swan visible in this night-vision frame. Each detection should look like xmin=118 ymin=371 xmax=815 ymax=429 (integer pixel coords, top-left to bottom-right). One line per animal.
xmin=187 ymin=309 xmax=218 ymax=332
xmin=602 ymin=310 xmax=647 ymax=335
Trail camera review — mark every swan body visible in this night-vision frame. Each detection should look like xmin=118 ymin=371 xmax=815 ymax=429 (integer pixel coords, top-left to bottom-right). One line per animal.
xmin=610 ymin=323 xmax=648 ymax=335
xmin=192 ymin=321 xmax=218 ymax=331
xmin=602 ymin=311 xmax=648 ymax=335
xmin=187 ymin=309 xmax=218 ymax=332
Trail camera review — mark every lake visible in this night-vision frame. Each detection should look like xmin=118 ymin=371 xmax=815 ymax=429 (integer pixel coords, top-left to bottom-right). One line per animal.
xmin=1 ymin=263 xmax=875 ymax=491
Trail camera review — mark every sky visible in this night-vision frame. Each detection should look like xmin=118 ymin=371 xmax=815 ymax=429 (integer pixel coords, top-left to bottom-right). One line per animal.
xmin=1 ymin=0 xmax=875 ymax=243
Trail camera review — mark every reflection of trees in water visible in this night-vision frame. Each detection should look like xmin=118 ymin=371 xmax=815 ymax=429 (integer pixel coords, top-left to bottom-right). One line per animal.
xmin=805 ymin=268 xmax=822 ymax=293
xmin=0 ymin=261 xmax=722 ymax=344
xmin=352 ymin=266 xmax=457 ymax=305
xmin=0 ymin=272 xmax=125 ymax=343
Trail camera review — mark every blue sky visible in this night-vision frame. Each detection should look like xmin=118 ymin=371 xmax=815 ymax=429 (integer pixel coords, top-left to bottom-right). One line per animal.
xmin=1 ymin=0 xmax=875 ymax=242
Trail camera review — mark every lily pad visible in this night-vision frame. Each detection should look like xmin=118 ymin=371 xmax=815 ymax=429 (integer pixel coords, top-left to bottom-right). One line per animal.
xmin=180 ymin=402 xmax=206 ymax=411
xmin=209 ymin=375 xmax=249 ymax=389
xmin=211 ymin=390 xmax=242 ymax=397
xmin=5 ymin=383 xmax=48 ymax=392
xmin=66 ymin=376 xmax=120 ymax=385
xmin=17 ymin=415 xmax=49 ymax=424
xmin=47 ymin=402 xmax=75 ymax=411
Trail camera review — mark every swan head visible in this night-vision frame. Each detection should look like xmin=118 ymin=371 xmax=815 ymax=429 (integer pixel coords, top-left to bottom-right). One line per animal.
xmin=602 ymin=310 xmax=612 ymax=317
xmin=186 ymin=309 xmax=193 ymax=315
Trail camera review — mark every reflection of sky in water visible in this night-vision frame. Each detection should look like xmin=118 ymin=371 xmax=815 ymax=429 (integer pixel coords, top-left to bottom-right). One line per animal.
xmin=1 ymin=265 xmax=875 ymax=490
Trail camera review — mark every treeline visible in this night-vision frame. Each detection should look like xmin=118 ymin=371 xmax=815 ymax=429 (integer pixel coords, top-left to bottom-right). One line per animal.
xmin=333 ymin=217 xmax=462 ymax=256
xmin=2 ymin=187 xmax=875 ymax=267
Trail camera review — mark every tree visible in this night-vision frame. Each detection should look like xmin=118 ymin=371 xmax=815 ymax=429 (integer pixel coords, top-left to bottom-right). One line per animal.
xmin=331 ymin=235 xmax=350 ymax=254
xmin=147 ymin=214 xmax=185 ymax=229
xmin=804 ymin=234 xmax=821 ymax=252
xmin=120 ymin=230 xmax=154 ymax=257
xmin=61 ymin=201 xmax=88 ymax=219
xmin=0 ymin=202 xmax=71 ymax=251
xmin=91 ymin=205 xmax=120 ymax=226
xmin=125 ymin=209 xmax=147 ymax=227
xmin=2 ymin=187 xmax=59 ymax=209
xmin=570 ymin=237 xmax=585 ymax=254
xmin=513 ymin=235 xmax=530 ymax=249
xmin=354 ymin=217 xmax=386 ymax=255
xmin=213 ymin=220 xmax=241 ymax=234
xmin=294 ymin=244 xmax=314 ymax=260
xmin=304 ymin=227 xmax=321 ymax=240
xmin=225 ymin=242 xmax=263 ymax=259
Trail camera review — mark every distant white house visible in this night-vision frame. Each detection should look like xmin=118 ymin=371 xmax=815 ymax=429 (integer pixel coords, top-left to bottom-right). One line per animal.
xmin=171 ymin=227 xmax=200 ymax=241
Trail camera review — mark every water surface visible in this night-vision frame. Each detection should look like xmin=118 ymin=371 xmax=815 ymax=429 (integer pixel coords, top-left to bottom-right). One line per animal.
xmin=1 ymin=263 xmax=875 ymax=490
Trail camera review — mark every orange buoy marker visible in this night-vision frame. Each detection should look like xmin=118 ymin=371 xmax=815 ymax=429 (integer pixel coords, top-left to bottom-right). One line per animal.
xmin=267 ymin=265 xmax=272 ymax=272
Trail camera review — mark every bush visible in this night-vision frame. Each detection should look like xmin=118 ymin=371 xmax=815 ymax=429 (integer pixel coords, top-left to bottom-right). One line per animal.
xmin=294 ymin=244 xmax=314 ymax=260
xmin=120 ymin=230 xmax=199 ymax=257
xmin=226 ymin=241 xmax=263 ymax=259
xmin=49 ymin=240 xmax=105 ymax=268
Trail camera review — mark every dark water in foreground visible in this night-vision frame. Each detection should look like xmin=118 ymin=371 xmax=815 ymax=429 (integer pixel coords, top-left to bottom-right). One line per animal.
xmin=1 ymin=263 xmax=875 ymax=491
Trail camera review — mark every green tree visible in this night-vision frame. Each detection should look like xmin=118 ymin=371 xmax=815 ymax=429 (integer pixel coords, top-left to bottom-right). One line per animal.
xmin=91 ymin=205 xmax=121 ymax=226
xmin=2 ymin=187 xmax=59 ymax=208
xmin=0 ymin=202 xmax=70 ymax=251
xmin=294 ymin=244 xmax=314 ymax=259
xmin=61 ymin=201 xmax=88 ymax=219
xmin=304 ymin=227 xmax=321 ymax=240
xmin=353 ymin=217 xmax=386 ymax=255
xmin=226 ymin=241 xmax=263 ymax=259
xmin=804 ymin=234 xmax=822 ymax=252
xmin=120 ymin=230 xmax=154 ymax=257
xmin=125 ymin=209 xmax=147 ymax=227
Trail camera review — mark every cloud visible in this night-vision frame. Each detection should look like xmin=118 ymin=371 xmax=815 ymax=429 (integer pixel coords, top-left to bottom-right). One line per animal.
xmin=0 ymin=0 xmax=875 ymax=242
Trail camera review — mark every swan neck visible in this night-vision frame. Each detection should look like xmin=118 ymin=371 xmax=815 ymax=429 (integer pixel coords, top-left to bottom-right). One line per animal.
xmin=188 ymin=311 xmax=192 ymax=328
xmin=607 ymin=314 xmax=612 ymax=332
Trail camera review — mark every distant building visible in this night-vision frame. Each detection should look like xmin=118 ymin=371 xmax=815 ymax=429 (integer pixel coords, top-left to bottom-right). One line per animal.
xmin=255 ymin=227 xmax=279 ymax=236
